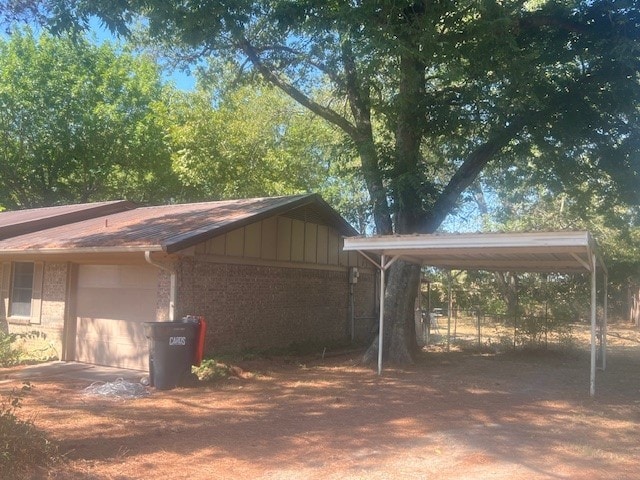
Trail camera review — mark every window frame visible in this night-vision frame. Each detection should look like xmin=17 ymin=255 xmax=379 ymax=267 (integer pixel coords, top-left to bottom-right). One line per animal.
xmin=9 ymin=261 xmax=35 ymax=319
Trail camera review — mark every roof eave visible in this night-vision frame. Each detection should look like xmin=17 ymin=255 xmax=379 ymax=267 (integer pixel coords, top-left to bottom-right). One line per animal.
xmin=0 ymin=246 xmax=163 ymax=256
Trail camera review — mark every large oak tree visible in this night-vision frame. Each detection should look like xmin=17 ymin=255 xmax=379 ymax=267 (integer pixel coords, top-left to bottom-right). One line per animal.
xmin=3 ymin=0 xmax=639 ymax=363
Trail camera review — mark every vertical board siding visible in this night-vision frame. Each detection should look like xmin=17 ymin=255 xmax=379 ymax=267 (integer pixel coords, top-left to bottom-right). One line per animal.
xmin=304 ymin=223 xmax=318 ymax=264
xmin=328 ymin=232 xmax=340 ymax=265
xmin=317 ymin=225 xmax=328 ymax=265
xmin=290 ymin=219 xmax=305 ymax=262
xmin=261 ymin=217 xmax=278 ymax=260
xmin=226 ymin=228 xmax=244 ymax=257
xmin=244 ymin=222 xmax=262 ymax=258
xmin=198 ymin=216 xmax=365 ymax=270
xmin=277 ymin=217 xmax=292 ymax=261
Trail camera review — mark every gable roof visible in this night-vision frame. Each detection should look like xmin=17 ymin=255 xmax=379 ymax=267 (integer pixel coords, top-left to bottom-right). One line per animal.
xmin=0 ymin=194 xmax=358 ymax=255
xmin=0 ymin=200 xmax=135 ymax=240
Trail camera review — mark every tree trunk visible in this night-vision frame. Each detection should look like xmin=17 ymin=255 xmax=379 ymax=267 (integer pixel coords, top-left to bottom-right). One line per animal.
xmin=495 ymin=272 xmax=519 ymax=319
xmin=630 ymin=283 xmax=640 ymax=326
xmin=363 ymin=21 xmax=428 ymax=365
xmin=364 ymin=260 xmax=422 ymax=364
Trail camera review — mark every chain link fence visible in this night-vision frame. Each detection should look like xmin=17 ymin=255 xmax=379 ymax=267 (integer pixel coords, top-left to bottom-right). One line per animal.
xmin=417 ymin=309 xmax=596 ymax=353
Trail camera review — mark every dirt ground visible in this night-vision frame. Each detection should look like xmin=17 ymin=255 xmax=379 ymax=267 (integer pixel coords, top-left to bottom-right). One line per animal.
xmin=2 ymin=323 xmax=640 ymax=480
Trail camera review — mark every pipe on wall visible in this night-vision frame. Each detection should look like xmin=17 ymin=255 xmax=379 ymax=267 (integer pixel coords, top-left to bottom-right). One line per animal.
xmin=144 ymin=251 xmax=176 ymax=322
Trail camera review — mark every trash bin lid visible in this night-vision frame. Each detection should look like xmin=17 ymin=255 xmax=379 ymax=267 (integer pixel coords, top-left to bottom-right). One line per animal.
xmin=143 ymin=321 xmax=197 ymax=339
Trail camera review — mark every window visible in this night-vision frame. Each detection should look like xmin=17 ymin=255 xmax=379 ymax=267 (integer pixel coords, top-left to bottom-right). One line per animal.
xmin=11 ymin=262 xmax=34 ymax=317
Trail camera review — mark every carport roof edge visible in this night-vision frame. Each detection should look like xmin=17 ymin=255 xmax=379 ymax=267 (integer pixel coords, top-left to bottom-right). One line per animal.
xmin=343 ymin=231 xmax=606 ymax=274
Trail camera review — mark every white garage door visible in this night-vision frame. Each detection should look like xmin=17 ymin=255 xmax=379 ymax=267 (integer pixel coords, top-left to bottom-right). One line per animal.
xmin=75 ymin=265 xmax=159 ymax=371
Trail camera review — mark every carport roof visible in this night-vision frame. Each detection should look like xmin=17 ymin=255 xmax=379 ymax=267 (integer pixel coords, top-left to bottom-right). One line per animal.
xmin=343 ymin=230 xmax=606 ymax=274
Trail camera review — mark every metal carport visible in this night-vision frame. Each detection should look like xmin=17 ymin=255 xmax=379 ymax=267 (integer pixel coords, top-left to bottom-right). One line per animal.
xmin=343 ymin=231 xmax=607 ymax=396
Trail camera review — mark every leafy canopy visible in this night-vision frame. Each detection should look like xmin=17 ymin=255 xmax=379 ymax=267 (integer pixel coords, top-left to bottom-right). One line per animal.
xmin=17 ymin=0 xmax=639 ymax=235
xmin=0 ymin=28 xmax=174 ymax=208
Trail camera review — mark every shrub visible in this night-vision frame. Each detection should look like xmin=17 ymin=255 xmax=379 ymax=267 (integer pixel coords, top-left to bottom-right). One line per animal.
xmin=193 ymin=359 xmax=231 ymax=382
xmin=0 ymin=332 xmax=22 ymax=367
xmin=0 ymin=383 xmax=59 ymax=478
xmin=0 ymin=331 xmax=57 ymax=367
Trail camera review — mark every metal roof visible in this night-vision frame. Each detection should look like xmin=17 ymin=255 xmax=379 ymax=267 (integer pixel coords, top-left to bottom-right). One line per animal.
xmin=0 ymin=194 xmax=358 ymax=255
xmin=0 ymin=200 xmax=135 ymax=240
xmin=343 ymin=231 xmax=606 ymax=274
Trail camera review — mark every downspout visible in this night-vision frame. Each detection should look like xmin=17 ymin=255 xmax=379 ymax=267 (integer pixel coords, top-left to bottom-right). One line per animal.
xmin=145 ymin=251 xmax=176 ymax=322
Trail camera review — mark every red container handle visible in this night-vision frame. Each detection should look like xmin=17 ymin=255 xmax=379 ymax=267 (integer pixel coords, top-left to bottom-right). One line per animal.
xmin=194 ymin=316 xmax=207 ymax=367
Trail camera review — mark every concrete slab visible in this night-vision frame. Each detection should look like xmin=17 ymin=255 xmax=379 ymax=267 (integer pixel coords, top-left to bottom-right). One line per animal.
xmin=5 ymin=361 xmax=147 ymax=384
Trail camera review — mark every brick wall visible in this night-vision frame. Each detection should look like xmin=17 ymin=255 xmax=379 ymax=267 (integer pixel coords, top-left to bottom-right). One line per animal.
xmin=176 ymin=258 xmax=375 ymax=354
xmin=352 ymin=271 xmax=378 ymax=343
xmin=40 ymin=263 xmax=67 ymax=325
xmin=156 ymin=269 xmax=171 ymax=321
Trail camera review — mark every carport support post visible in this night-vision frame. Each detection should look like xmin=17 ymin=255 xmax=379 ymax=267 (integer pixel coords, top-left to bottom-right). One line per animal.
xmin=590 ymin=253 xmax=597 ymax=397
xmin=378 ymin=255 xmax=386 ymax=375
xmin=603 ymin=274 xmax=608 ymax=371
xmin=447 ymin=270 xmax=452 ymax=352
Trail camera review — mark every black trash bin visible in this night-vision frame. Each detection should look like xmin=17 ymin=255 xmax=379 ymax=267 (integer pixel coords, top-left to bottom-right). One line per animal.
xmin=144 ymin=321 xmax=198 ymax=390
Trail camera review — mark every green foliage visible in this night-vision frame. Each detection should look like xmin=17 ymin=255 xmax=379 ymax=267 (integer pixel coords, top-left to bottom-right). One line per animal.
xmin=516 ymin=314 xmax=574 ymax=348
xmin=4 ymin=0 xmax=640 ymax=359
xmin=0 ymin=331 xmax=57 ymax=367
xmin=192 ymin=359 xmax=231 ymax=382
xmin=0 ymin=332 xmax=21 ymax=367
xmin=0 ymin=28 xmax=175 ymax=209
xmin=0 ymin=383 xmax=59 ymax=478
xmin=3 ymin=1 xmax=640 ymax=232
xmin=168 ymin=72 xmax=369 ymax=229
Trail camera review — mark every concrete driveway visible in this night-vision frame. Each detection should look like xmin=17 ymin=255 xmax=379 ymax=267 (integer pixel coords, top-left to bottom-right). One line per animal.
xmin=1 ymin=361 xmax=146 ymax=384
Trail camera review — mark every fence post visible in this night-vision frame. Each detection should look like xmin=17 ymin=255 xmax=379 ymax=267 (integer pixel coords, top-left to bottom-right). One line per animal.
xmin=544 ymin=301 xmax=549 ymax=349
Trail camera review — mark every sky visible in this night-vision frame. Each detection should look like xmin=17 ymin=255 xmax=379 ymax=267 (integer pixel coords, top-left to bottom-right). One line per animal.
xmin=89 ymin=18 xmax=196 ymax=91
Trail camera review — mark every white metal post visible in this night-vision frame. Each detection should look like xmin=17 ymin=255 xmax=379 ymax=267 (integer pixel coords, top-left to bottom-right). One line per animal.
xmin=603 ymin=274 xmax=608 ymax=371
xmin=447 ymin=270 xmax=452 ymax=352
xmin=590 ymin=253 xmax=597 ymax=397
xmin=378 ymin=254 xmax=386 ymax=375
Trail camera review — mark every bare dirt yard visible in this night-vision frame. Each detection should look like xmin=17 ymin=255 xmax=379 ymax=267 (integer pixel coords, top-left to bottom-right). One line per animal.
xmin=2 ymin=323 xmax=640 ymax=480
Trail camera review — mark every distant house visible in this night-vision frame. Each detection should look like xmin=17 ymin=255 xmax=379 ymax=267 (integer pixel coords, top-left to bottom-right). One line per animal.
xmin=0 ymin=194 xmax=376 ymax=370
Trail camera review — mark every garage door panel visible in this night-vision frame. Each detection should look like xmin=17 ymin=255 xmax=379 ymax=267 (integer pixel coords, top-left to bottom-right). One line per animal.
xmin=76 ymin=288 xmax=158 ymax=322
xmin=76 ymin=318 xmax=150 ymax=370
xmin=75 ymin=265 xmax=158 ymax=371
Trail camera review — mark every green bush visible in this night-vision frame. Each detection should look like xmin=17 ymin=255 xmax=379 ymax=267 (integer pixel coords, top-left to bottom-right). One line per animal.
xmin=0 ymin=332 xmax=22 ymax=367
xmin=0 ymin=383 xmax=59 ymax=478
xmin=0 ymin=331 xmax=57 ymax=367
xmin=193 ymin=359 xmax=231 ymax=382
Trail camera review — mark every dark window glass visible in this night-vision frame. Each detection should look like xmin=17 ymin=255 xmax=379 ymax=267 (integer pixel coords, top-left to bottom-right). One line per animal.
xmin=11 ymin=262 xmax=34 ymax=317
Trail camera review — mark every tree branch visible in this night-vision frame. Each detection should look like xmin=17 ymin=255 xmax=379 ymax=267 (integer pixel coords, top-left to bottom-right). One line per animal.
xmin=253 ymin=44 xmax=342 ymax=85
xmin=519 ymin=15 xmax=590 ymax=35
xmin=240 ymin=38 xmax=358 ymax=138
xmin=341 ymin=37 xmax=393 ymax=234
xmin=419 ymin=116 xmax=527 ymax=233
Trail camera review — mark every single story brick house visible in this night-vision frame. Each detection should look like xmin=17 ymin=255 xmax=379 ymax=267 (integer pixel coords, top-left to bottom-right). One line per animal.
xmin=0 ymin=194 xmax=376 ymax=370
